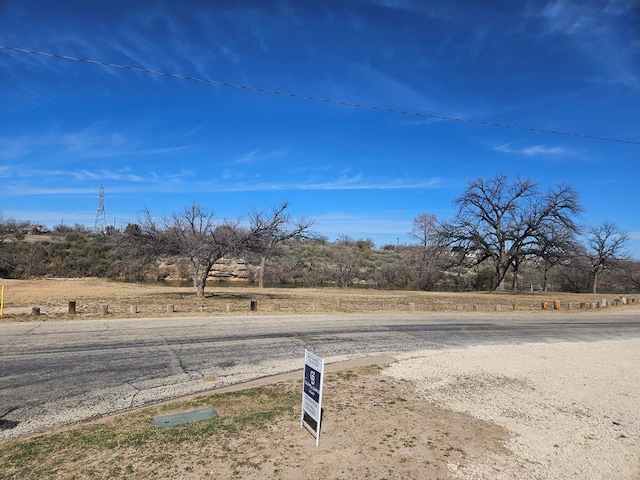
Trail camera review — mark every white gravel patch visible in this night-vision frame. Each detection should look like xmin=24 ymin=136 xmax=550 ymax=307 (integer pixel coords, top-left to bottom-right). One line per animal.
xmin=384 ymin=339 xmax=640 ymax=480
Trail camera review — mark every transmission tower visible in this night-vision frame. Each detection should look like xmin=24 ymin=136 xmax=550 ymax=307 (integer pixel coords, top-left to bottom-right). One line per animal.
xmin=94 ymin=185 xmax=107 ymax=234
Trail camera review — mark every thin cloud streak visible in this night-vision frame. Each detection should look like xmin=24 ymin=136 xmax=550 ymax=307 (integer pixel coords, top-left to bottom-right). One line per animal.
xmin=314 ymin=212 xmax=412 ymax=235
xmin=495 ymin=142 xmax=575 ymax=157
xmin=0 ymin=165 xmax=194 ymax=183
xmin=530 ymin=1 xmax=640 ymax=90
xmin=0 ymin=175 xmax=444 ymax=196
xmin=0 ymin=128 xmax=193 ymax=161
xmin=235 ymin=149 xmax=289 ymax=164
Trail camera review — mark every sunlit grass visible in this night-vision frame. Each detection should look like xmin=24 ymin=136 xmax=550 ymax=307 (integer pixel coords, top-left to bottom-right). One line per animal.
xmin=3 ymin=277 xmax=635 ymax=321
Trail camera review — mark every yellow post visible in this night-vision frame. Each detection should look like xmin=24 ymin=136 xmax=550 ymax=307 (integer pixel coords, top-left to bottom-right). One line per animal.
xmin=0 ymin=285 xmax=4 ymax=317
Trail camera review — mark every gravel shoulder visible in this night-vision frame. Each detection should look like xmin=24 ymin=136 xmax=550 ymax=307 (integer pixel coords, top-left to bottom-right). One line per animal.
xmin=385 ymin=339 xmax=640 ymax=479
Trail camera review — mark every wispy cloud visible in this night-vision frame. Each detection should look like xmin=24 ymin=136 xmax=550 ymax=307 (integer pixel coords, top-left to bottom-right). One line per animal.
xmin=0 ymin=125 xmax=193 ymax=162
xmin=349 ymin=63 xmax=435 ymax=111
xmin=0 ymin=136 xmax=34 ymax=159
xmin=1 ymin=168 xmax=444 ymax=197
xmin=235 ymin=149 xmax=289 ymax=164
xmin=194 ymin=174 xmax=444 ymax=193
xmin=73 ymin=168 xmax=145 ymax=182
xmin=57 ymin=126 xmax=194 ymax=159
xmin=495 ymin=142 xmax=576 ymax=157
xmin=0 ymin=165 xmax=195 ymax=195
xmin=370 ymin=0 xmax=459 ymax=22
xmin=530 ymin=1 xmax=640 ymax=90
xmin=312 ymin=211 xmax=412 ymax=238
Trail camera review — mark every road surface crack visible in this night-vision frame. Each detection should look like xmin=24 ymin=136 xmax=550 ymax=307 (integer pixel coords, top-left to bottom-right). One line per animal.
xmin=163 ymin=337 xmax=190 ymax=377
xmin=126 ymin=382 xmax=142 ymax=409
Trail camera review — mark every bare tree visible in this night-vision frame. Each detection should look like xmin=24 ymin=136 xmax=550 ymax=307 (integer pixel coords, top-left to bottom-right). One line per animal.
xmin=248 ymin=202 xmax=313 ymax=288
xmin=139 ymin=203 xmax=248 ymax=297
xmin=553 ymin=251 xmax=592 ymax=293
xmin=439 ymin=175 xmax=582 ymax=291
xmin=410 ymin=213 xmax=438 ymax=251
xmin=331 ymin=244 xmax=362 ymax=288
xmin=408 ymin=213 xmax=444 ymax=290
xmin=620 ymin=259 xmax=640 ymax=292
xmin=584 ymin=221 xmax=630 ymax=294
xmin=0 ymin=212 xmax=28 ymax=243
xmin=532 ymin=222 xmax=580 ymax=291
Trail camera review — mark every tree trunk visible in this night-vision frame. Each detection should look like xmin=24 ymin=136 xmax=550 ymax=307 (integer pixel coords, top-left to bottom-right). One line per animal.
xmin=511 ymin=267 xmax=519 ymax=291
xmin=494 ymin=264 xmax=509 ymax=291
xmin=258 ymin=255 xmax=267 ymax=288
xmin=192 ymin=259 xmax=211 ymax=298
xmin=592 ymin=271 xmax=598 ymax=295
xmin=492 ymin=253 xmax=512 ymax=291
xmin=195 ymin=271 xmax=207 ymax=298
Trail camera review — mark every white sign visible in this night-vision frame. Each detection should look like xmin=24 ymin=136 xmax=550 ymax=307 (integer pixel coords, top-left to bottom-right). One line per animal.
xmin=300 ymin=349 xmax=325 ymax=446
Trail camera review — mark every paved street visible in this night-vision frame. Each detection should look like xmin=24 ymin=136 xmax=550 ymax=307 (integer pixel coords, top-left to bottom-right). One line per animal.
xmin=1 ymin=310 xmax=640 ymax=440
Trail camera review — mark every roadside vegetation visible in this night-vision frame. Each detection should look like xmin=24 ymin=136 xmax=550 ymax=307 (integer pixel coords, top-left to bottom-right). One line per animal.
xmin=1 ymin=175 xmax=637 ymax=295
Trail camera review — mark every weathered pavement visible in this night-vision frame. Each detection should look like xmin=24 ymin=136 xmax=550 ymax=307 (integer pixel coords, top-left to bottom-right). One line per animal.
xmin=1 ymin=310 xmax=639 ymax=440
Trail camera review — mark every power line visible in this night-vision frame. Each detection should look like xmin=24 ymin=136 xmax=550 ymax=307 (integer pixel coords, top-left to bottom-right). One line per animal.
xmin=1 ymin=44 xmax=638 ymax=146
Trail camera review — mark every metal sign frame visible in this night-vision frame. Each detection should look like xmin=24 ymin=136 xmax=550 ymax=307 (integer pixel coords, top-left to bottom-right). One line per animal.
xmin=300 ymin=349 xmax=325 ymax=446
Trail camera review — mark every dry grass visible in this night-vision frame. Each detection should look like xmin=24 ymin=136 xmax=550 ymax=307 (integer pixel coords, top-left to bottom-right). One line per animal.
xmin=0 ymin=365 xmax=509 ymax=479
xmin=1 ymin=277 xmax=638 ymax=321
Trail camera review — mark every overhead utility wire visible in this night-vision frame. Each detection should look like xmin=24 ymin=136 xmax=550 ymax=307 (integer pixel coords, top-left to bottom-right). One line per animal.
xmin=1 ymin=44 xmax=638 ymax=146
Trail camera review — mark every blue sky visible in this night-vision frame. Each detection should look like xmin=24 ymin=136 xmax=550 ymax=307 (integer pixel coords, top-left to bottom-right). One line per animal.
xmin=1 ymin=0 xmax=639 ymax=256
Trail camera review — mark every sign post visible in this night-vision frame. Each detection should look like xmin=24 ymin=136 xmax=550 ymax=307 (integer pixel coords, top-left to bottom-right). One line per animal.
xmin=300 ymin=349 xmax=325 ymax=446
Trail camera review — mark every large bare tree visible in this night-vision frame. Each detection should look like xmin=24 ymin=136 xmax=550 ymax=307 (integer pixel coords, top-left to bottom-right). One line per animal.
xmin=249 ymin=202 xmax=313 ymax=288
xmin=584 ymin=221 xmax=629 ymax=294
xmin=140 ymin=203 xmax=248 ymax=297
xmin=439 ymin=175 xmax=582 ymax=291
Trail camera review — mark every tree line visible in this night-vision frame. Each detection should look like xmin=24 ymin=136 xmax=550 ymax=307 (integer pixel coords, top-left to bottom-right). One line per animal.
xmin=434 ymin=175 xmax=632 ymax=294
xmin=0 ymin=175 xmax=637 ymax=295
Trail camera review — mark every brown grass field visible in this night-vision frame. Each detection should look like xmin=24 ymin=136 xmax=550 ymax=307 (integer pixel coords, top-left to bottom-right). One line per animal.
xmin=1 ymin=277 xmax=638 ymax=321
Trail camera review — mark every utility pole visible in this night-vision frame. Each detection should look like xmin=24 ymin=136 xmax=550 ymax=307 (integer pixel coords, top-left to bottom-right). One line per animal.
xmin=94 ymin=185 xmax=107 ymax=234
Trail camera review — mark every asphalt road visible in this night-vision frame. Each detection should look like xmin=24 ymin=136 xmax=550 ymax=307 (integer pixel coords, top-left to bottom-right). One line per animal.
xmin=2 ymin=310 xmax=640 ymax=440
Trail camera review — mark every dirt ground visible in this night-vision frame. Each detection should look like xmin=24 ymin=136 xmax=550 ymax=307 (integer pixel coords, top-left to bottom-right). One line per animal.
xmin=205 ymin=364 xmax=513 ymax=480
